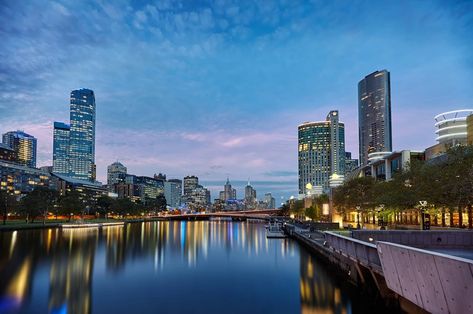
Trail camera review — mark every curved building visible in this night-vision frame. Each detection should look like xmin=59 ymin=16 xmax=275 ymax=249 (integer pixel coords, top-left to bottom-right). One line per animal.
xmin=358 ymin=70 xmax=392 ymax=166
xmin=434 ymin=109 xmax=473 ymax=145
xmin=298 ymin=110 xmax=345 ymax=195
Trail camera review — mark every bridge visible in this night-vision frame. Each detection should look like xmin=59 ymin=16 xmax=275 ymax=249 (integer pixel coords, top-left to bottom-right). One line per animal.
xmin=161 ymin=209 xmax=282 ymax=221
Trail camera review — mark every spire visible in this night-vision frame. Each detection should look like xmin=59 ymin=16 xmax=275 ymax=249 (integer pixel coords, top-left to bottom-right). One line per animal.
xmin=247 ymin=177 xmax=251 ymax=186
xmin=226 ymin=177 xmax=230 ymax=185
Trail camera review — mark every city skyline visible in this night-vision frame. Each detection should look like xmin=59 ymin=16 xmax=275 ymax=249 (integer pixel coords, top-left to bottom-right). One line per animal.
xmin=1 ymin=1 xmax=473 ymax=200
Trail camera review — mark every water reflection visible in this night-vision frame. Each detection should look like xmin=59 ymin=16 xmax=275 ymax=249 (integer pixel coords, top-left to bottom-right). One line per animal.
xmin=0 ymin=221 xmax=377 ymax=314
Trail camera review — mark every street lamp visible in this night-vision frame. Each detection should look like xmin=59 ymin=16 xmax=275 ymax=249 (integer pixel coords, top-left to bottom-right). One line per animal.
xmin=356 ymin=205 xmax=361 ymax=229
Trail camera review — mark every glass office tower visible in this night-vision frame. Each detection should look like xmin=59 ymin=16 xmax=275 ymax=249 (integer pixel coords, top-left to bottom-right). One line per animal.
xmin=52 ymin=122 xmax=70 ymax=175
xmin=358 ymin=70 xmax=392 ymax=166
xmin=298 ymin=110 xmax=345 ymax=195
xmin=2 ymin=130 xmax=37 ymax=168
xmin=68 ymin=89 xmax=96 ymax=181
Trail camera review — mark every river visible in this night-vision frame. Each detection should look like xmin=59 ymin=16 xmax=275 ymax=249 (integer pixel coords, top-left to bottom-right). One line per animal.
xmin=0 ymin=220 xmax=390 ymax=313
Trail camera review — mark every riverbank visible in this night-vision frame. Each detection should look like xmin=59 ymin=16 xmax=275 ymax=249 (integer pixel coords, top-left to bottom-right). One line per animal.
xmin=0 ymin=218 xmax=168 ymax=232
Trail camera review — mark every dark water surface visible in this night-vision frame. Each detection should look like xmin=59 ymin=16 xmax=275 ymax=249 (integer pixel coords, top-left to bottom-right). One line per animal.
xmin=0 ymin=221 xmax=386 ymax=314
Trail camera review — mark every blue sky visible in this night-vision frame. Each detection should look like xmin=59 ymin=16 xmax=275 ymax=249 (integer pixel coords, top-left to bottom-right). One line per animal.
xmin=1 ymin=0 xmax=472 ymax=202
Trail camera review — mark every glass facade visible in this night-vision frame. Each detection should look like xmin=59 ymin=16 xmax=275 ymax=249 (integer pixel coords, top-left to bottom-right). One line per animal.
xmin=358 ymin=70 xmax=392 ymax=166
xmin=68 ymin=89 xmax=96 ymax=181
xmin=52 ymin=122 xmax=70 ymax=175
xmin=298 ymin=110 xmax=345 ymax=194
xmin=2 ymin=130 xmax=37 ymax=168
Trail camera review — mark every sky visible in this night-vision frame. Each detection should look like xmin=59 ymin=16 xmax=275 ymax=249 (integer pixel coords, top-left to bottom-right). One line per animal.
xmin=1 ymin=0 xmax=473 ymax=203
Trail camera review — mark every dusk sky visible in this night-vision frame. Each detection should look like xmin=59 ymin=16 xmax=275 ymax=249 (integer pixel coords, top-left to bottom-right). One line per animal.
xmin=1 ymin=0 xmax=472 ymax=202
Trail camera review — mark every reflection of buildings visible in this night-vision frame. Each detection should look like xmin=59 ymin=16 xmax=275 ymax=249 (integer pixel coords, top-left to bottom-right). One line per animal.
xmin=299 ymin=249 xmax=348 ymax=314
xmin=49 ymin=229 xmax=97 ymax=314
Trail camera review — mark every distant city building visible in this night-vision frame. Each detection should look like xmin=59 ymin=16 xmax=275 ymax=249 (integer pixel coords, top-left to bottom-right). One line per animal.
xmin=298 ymin=110 xmax=345 ymax=195
xmin=183 ymin=175 xmax=199 ymax=197
xmin=52 ymin=122 xmax=70 ymax=175
xmin=221 ymin=178 xmax=237 ymax=201
xmin=154 ymin=173 xmax=167 ymax=181
xmin=107 ymin=162 xmax=127 ymax=188
xmin=40 ymin=166 xmax=53 ymax=173
xmin=345 ymin=152 xmax=358 ymax=175
xmin=2 ymin=130 xmax=37 ymax=168
xmin=264 ymin=193 xmax=276 ymax=209
xmin=68 ymin=88 xmax=96 ymax=181
xmin=425 ymin=109 xmax=473 ymax=159
xmin=358 ymin=70 xmax=392 ymax=166
xmin=0 ymin=143 xmax=17 ymax=163
xmin=244 ymin=180 xmax=257 ymax=207
xmin=165 ymin=179 xmax=182 ymax=208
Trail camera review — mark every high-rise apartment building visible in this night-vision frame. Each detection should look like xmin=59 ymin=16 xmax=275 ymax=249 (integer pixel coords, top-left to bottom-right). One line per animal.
xmin=164 ymin=179 xmax=182 ymax=208
xmin=183 ymin=175 xmax=199 ymax=197
xmin=52 ymin=122 xmax=70 ymax=175
xmin=68 ymin=89 xmax=96 ymax=181
xmin=2 ymin=130 xmax=37 ymax=168
xmin=264 ymin=193 xmax=276 ymax=209
xmin=107 ymin=162 xmax=127 ymax=188
xmin=222 ymin=178 xmax=236 ymax=201
xmin=298 ymin=110 xmax=345 ymax=195
xmin=358 ymin=70 xmax=392 ymax=166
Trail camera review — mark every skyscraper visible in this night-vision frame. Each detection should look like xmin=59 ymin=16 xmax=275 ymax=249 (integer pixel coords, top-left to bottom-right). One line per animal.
xmin=244 ymin=180 xmax=257 ymax=205
xmin=164 ymin=179 xmax=182 ymax=208
xmin=358 ymin=70 xmax=392 ymax=166
xmin=298 ymin=110 xmax=345 ymax=195
xmin=2 ymin=130 xmax=37 ymax=168
xmin=107 ymin=162 xmax=127 ymax=188
xmin=68 ymin=89 xmax=96 ymax=181
xmin=53 ymin=122 xmax=70 ymax=175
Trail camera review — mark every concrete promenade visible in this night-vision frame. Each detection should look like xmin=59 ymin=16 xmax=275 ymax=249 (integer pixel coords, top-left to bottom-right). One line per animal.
xmin=285 ymin=224 xmax=473 ymax=313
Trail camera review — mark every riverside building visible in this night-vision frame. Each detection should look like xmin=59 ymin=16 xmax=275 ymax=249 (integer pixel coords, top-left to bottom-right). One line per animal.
xmin=298 ymin=110 xmax=345 ymax=195
xmin=2 ymin=130 xmax=37 ymax=168
xmin=358 ymin=70 xmax=392 ymax=166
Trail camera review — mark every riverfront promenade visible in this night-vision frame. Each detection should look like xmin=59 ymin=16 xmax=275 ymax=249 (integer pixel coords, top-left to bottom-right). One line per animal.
xmin=285 ymin=223 xmax=473 ymax=314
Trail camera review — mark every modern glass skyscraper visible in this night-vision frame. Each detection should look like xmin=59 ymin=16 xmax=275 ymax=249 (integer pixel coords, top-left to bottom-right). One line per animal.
xmin=358 ymin=70 xmax=392 ymax=166
xmin=2 ymin=130 xmax=37 ymax=168
xmin=68 ymin=89 xmax=96 ymax=181
xmin=298 ymin=110 xmax=345 ymax=195
xmin=52 ymin=122 xmax=70 ymax=175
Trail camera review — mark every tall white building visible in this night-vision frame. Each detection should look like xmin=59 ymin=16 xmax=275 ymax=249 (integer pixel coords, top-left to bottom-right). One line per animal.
xmin=164 ymin=179 xmax=182 ymax=208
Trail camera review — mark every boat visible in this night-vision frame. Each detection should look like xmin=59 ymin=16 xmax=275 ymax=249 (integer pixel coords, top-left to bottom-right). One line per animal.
xmin=266 ymin=220 xmax=287 ymax=238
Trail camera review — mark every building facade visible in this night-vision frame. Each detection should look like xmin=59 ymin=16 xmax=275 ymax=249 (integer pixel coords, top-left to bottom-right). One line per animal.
xmin=107 ymin=162 xmax=127 ymax=188
xmin=468 ymin=114 xmax=473 ymax=146
xmin=244 ymin=180 xmax=257 ymax=207
xmin=164 ymin=179 xmax=182 ymax=208
xmin=0 ymin=161 xmax=51 ymax=195
xmin=52 ymin=122 xmax=70 ymax=175
xmin=358 ymin=70 xmax=392 ymax=166
xmin=68 ymin=89 xmax=96 ymax=181
xmin=2 ymin=130 xmax=37 ymax=168
xmin=298 ymin=110 xmax=345 ymax=195
xmin=0 ymin=143 xmax=17 ymax=163
xmin=344 ymin=152 xmax=358 ymax=175
xmin=425 ymin=109 xmax=473 ymax=159
xmin=264 ymin=193 xmax=276 ymax=209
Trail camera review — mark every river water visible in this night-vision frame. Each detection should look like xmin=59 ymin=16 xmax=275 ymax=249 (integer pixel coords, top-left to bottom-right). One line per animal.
xmin=0 ymin=221 xmax=389 ymax=314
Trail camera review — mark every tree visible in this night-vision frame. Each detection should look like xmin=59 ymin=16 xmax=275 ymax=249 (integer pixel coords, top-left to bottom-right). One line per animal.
xmin=1 ymin=189 xmax=17 ymax=225
xmin=21 ymin=188 xmax=59 ymax=223
xmin=305 ymin=206 xmax=317 ymax=221
xmin=59 ymin=190 xmax=84 ymax=221
xmin=97 ymin=195 xmax=115 ymax=218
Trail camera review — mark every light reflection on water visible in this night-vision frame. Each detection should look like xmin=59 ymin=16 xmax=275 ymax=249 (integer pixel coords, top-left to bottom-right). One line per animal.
xmin=0 ymin=221 xmax=381 ymax=314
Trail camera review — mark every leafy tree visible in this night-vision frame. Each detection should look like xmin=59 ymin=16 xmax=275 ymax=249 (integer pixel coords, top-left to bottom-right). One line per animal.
xmin=59 ymin=190 xmax=84 ymax=221
xmin=305 ymin=206 xmax=317 ymax=221
xmin=97 ymin=195 xmax=115 ymax=218
xmin=1 ymin=189 xmax=17 ymax=225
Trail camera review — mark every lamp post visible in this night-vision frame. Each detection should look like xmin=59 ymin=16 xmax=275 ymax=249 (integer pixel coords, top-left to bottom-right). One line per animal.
xmin=356 ymin=205 xmax=361 ymax=229
xmin=419 ymin=200 xmax=430 ymax=230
